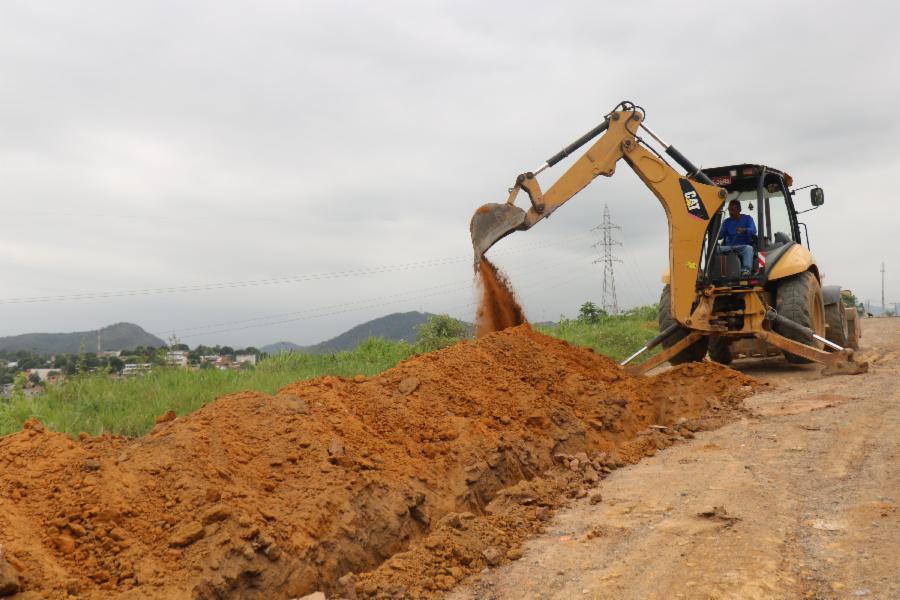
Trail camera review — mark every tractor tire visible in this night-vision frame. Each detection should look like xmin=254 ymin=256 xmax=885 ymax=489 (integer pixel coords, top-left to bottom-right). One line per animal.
xmin=845 ymin=307 xmax=861 ymax=350
xmin=774 ymin=271 xmax=826 ymax=364
xmin=658 ymin=285 xmax=709 ymax=364
xmin=824 ymin=296 xmax=849 ymax=350
xmin=708 ymin=337 xmax=733 ymax=365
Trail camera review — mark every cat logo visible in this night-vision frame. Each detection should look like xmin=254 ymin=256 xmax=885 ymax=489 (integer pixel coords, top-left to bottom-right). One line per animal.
xmin=679 ymin=179 xmax=710 ymax=221
xmin=685 ymin=261 xmax=698 ymax=270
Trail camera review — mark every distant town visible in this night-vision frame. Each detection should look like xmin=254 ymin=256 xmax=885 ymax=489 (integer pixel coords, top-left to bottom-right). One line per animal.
xmin=0 ymin=344 xmax=261 ymax=398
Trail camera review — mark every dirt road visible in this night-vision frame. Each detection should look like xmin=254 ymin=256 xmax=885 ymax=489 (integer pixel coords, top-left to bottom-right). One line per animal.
xmin=450 ymin=318 xmax=898 ymax=600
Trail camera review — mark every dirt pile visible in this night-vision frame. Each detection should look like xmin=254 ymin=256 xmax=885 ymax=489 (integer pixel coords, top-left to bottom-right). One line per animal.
xmin=0 ymin=327 xmax=757 ymax=599
xmin=474 ymin=258 xmax=526 ymax=338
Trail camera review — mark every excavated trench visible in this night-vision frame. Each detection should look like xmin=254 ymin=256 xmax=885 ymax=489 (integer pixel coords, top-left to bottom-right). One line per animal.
xmin=0 ymin=327 xmax=756 ymax=599
xmin=0 ymin=260 xmax=757 ymax=598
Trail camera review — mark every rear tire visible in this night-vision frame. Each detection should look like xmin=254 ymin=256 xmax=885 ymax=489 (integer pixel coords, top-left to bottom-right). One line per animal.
xmin=845 ymin=307 xmax=861 ymax=350
xmin=658 ymin=285 xmax=709 ymax=364
xmin=708 ymin=337 xmax=733 ymax=365
xmin=824 ymin=297 xmax=849 ymax=350
xmin=774 ymin=271 xmax=825 ymax=364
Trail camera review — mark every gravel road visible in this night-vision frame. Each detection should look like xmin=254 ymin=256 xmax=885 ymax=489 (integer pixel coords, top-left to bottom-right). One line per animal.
xmin=450 ymin=318 xmax=898 ymax=600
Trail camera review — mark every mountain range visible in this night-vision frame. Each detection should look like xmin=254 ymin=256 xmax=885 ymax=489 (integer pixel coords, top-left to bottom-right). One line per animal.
xmin=260 ymin=311 xmax=463 ymax=354
xmin=0 ymin=312 xmax=465 ymax=356
xmin=0 ymin=323 xmax=165 ymax=355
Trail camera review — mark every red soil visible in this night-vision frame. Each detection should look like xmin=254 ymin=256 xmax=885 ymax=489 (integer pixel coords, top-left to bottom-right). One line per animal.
xmin=0 ymin=327 xmax=757 ymax=599
xmin=475 ymin=258 xmax=527 ymax=338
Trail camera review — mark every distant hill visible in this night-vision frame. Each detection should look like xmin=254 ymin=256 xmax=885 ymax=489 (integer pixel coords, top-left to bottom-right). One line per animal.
xmin=0 ymin=323 xmax=165 ymax=355
xmin=261 ymin=311 xmax=475 ymax=354
xmin=260 ymin=341 xmax=304 ymax=354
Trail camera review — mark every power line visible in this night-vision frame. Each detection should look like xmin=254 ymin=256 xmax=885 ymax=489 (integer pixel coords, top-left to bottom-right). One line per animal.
xmin=159 ymin=251 xmax=584 ymax=339
xmin=0 ymin=230 xmax=596 ymax=306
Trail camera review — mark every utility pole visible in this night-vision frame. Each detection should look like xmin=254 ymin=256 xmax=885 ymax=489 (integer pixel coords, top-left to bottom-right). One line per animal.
xmin=881 ymin=262 xmax=886 ymax=316
xmin=592 ymin=204 xmax=622 ymax=315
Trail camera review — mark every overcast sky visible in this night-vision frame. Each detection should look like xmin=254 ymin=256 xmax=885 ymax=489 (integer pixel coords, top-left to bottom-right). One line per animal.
xmin=1 ymin=0 xmax=898 ymax=348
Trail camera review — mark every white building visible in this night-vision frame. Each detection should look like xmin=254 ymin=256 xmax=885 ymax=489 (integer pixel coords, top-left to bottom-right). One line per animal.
xmin=165 ymin=351 xmax=189 ymax=367
xmin=235 ymin=354 xmax=257 ymax=366
xmin=121 ymin=363 xmax=152 ymax=377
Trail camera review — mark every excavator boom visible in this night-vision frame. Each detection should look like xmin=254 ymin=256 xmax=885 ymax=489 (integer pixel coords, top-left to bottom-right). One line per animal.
xmin=470 ymin=102 xmax=725 ymax=328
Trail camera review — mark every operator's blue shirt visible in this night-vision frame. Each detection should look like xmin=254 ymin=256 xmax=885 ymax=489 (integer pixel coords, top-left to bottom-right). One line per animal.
xmin=720 ymin=214 xmax=757 ymax=246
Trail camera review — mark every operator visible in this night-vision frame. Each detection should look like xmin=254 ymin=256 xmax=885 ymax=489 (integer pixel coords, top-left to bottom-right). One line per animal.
xmin=719 ymin=199 xmax=757 ymax=277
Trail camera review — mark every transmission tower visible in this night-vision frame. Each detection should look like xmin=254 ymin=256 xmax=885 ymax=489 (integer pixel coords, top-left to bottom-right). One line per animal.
xmin=592 ymin=204 xmax=622 ymax=315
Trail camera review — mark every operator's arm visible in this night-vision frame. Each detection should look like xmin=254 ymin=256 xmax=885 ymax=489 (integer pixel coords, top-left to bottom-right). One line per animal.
xmin=743 ymin=214 xmax=757 ymax=236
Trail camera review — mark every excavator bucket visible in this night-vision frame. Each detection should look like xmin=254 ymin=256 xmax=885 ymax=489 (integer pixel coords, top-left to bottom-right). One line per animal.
xmin=470 ymin=203 xmax=527 ymax=269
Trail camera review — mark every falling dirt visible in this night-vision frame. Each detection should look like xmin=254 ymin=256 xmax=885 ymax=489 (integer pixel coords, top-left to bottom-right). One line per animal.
xmin=0 ymin=327 xmax=757 ymax=599
xmin=475 ymin=258 xmax=527 ymax=338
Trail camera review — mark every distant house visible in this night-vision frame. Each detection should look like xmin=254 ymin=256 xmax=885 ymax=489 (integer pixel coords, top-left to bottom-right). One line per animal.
xmin=121 ymin=363 xmax=152 ymax=377
xmin=98 ymin=350 xmax=122 ymax=358
xmin=6 ymin=361 xmax=17 ymax=369
xmin=235 ymin=354 xmax=257 ymax=366
xmin=165 ymin=351 xmax=189 ymax=367
xmin=25 ymin=368 xmax=63 ymax=384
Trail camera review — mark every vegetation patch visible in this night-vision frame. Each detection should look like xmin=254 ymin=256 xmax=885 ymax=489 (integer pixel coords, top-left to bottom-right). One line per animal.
xmin=0 ymin=308 xmax=660 ymax=438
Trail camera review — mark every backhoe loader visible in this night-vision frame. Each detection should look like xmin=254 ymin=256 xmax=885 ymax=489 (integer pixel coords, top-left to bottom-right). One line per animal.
xmin=470 ymin=101 xmax=866 ymax=376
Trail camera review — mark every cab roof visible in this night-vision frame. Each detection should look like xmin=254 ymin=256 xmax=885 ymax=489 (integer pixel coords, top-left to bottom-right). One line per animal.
xmin=701 ymin=164 xmax=793 ymax=190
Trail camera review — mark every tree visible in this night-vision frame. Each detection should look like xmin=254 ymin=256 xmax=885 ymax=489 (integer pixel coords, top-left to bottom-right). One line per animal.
xmin=415 ymin=314 xmax=469 ymax=352
xmin=578 ymin=301 xmax=606 ymax=324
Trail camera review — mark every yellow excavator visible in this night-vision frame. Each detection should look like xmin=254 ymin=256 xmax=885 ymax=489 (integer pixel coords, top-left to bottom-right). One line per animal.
xmin=470 ymin=101 xmax=866 ymax=376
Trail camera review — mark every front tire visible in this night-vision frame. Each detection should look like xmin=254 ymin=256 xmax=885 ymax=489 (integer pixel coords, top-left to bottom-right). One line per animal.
xmin=774 ymin=271 xmax=825 ymax=364
xmin=658 ymin=285 xmax=709 ymax=364
xmin=708 ymin=337 xmax=733 ymax=365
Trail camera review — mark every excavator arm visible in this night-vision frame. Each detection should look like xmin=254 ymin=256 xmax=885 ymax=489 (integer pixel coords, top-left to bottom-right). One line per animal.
xmin=470 ymin=103 xmax=727 ymax=328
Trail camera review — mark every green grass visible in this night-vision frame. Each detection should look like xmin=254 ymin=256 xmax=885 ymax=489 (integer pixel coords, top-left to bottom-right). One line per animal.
xmin=0 ymin=338 xmax=414 ymax=438
xmin=538 ymin=305 xmax=660 ymax=362
xmin=0 ymin=309 xmax=661 ymax=439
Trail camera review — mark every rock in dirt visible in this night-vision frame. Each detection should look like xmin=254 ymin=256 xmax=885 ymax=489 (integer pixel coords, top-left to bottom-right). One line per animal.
xmin=506 ymin=547 xmax=524 ymax=561
xmin=201 ymin=504 xmax=232 ymax=524
xmin=589 ymin=491 xmax=603 ymax=505
xmin=398 ymin=376 xmax=420 ymax=395
xmin=0 ymin=559 xmax=20 ymax=596
xmin=482 ymin=546 xmax=504 ymax=566
xmin=54 ymin=535 xmax=76 ymax=555
xmin=297 ymin=592 xmax=326 ymax=600
xmin=697 ymin=505 xmax=741 ymax=526
xmin=168 ymin=521 xmax=205 ymax=547
xmin=155 ymin=410 xmax=177 ymax=424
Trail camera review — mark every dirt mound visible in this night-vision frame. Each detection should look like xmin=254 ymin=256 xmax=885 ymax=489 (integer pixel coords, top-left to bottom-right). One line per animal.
xmin=0 ymin=327 xmax=757 ymax=599
xmin=475 ymin=258 xmax=526 ymax=338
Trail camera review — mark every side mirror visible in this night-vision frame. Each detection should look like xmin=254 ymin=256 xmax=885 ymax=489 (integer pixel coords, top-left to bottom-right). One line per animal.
xmin=811 ymin=187 xmax=825 ymax=206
